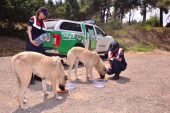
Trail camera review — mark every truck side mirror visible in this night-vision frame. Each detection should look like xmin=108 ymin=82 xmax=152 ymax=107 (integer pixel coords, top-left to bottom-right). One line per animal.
xmin=104 ymin=33 xmax=107 ymax=36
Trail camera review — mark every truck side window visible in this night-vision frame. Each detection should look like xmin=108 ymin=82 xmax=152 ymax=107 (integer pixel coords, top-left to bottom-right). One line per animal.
xmin=85 ymin=25 xmax=95 ymax=37
xmin=60 ymin=22 xmax=82 ymax=32
xmin=95 ymin=27 xmax=105 ymax=36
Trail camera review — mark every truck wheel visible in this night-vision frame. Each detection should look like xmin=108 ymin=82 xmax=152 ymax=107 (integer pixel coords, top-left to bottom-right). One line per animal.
xmin=75 ymin=43 xmax=85 ymax=48
xmin=74 ymin=44 xmax=85 ymax=65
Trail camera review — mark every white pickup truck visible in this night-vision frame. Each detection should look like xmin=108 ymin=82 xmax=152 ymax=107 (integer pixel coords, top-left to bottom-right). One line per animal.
xmin=43 ymin=19 xmax=114 ymax=56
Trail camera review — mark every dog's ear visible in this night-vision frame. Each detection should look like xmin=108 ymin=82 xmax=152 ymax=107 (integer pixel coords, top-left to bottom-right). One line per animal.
xmin=61 ymin=57 xmax=67 ymax=65
xmin=61 ymin=58 xmax=64 ymax=64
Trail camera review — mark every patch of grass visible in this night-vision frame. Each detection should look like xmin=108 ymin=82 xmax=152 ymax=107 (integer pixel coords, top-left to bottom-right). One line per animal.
xmin=116 ymin=38 xmax=127 ymax=48
xmin=142 ymin=25 xmax=152 ymax=31
xmin=127 ymin=42 xmax=156 ymax=52
xmin=114 ymin=30 xmax=128 ymax=36
xmin=153 ymin=27 xmax=164 ymax=33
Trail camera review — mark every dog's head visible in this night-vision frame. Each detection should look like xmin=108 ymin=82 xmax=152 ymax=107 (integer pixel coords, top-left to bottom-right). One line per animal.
xmin=52 ymin=56 xmax=68 ymax=91
xmin=95 ymin=58 xmax=107 ymax=79
xmin=99 ymin=67 xmax=106 ymax=79
xmin=59 ymin=75 xmax=68 ymax=91
xmin=58 ymin=73 xmax=68 ymax=91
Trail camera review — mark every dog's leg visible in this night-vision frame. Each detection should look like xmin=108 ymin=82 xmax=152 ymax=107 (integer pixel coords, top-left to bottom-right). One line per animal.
xmin=17 ymin=68 xmax=31 ymax=109
xmin=89 ymin=67 xmax=94 ymax=80
xmin=51 ymin=80 xmax=63 ymax=100
xmin=74 ymin=59 xmax=79 ymax=80
xmin=42 ymin=79 xmax=50 ymax=96
xmin=18 ymin=87 xmax=24 ymax=109
xmin=88 ymin=67 xmax=94 ymax=80
xmin=68 ymin=64 xmax=73 ymax=81
xmin=85 ymin=66 xmax=90 ymax=81
xmin=23 ymin=96 xmax=27 ymax=104
xmin=67 ymin=54 xmax=77 ymax=81
xmin=86 ymin=66 xmax=93 ymax=81
xmin=18 ymin=85 xmax=29 ymax=109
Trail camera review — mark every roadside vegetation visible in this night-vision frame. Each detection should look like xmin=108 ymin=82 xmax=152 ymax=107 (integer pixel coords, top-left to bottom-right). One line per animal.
xmin=100 ymin=17 xmax=170 ymax=52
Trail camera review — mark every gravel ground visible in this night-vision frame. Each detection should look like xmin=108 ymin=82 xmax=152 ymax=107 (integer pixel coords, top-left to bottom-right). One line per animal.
xmin=0 ymin=50 xmax=170 ymax=113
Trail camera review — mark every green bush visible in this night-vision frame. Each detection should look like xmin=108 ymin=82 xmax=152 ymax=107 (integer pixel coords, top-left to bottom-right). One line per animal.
xmin=146 ymin=16 xmax=159 ymax=27
xmin=0 ymin=27 xmax=27 ymax=40
xmin=98 ymin=19 xmax=123 ymax=36
xmin=107 ymin=19 xmax=123 ymax=30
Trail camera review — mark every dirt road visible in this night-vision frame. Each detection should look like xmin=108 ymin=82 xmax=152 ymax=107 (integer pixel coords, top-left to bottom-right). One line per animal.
xmin=0 ymin=50 xmax=170 ymax=113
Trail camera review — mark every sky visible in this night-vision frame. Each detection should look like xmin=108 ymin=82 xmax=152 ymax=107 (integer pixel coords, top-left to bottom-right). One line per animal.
xmin=122 ymin=8 xmax=170 ymax=26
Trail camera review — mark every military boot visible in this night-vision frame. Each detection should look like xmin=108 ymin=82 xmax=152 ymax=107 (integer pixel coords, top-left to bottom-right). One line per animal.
xmin=112 ymin=72 xmax=120 ymax=80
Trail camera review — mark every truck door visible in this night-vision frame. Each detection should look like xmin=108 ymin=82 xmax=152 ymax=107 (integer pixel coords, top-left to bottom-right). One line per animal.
xmin=95 ymin=26 xmax=108 ymax=52
xmin=85 ymin=25 xmax=96 ymax=50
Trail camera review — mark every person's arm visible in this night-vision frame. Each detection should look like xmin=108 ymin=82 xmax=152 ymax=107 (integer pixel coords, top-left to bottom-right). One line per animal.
xmin=27 ymin=26 xmax=38 ymax=46
xmin=108 ymin=50 xmax=123 ymax=62
xmin=108 ymin=51 xmax=112 ymax=60
xmin=116 ymin=50 xmax=124 ymax=62
xmin=109 ymin=56 xmax=122 ymax=62
xmin=115 ymin=57 xmax=122 ymax=62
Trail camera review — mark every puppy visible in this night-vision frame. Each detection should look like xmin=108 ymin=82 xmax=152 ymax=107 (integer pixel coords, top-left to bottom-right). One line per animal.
xmin=11 ymin=51 xmax=68 ymax=109
xmin=64 ymin=47 xmax=106 ymax=81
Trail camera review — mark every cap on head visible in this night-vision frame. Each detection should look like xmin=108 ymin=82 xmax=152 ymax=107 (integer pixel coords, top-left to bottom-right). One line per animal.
xmin=110 ymin=41 xmax=119 ymax=51
xmin=40 ymin=7 xmax=48 ymax=17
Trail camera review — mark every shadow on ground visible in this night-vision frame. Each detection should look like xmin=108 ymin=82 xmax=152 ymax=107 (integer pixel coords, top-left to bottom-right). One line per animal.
xmin=13 ymin=93 xmax=68 ymax=113
xmin=70 ymin=79 xmax=109 ymax=85
xmin=108 ymin=76 xmax=131 ymax=84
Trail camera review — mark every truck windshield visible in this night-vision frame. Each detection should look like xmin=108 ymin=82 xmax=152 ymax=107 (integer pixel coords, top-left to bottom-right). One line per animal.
xmin=95 ymin=27 xmax=105 ymax=36
xmin=45 ymin=21 xmax=59 ymax=29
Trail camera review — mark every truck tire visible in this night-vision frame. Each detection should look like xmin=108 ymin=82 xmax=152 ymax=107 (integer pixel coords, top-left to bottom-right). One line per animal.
xmin=75 ymin=43 xmax=85 ymax=48
xmin=104 ymin=52 xmax=108 ymax=58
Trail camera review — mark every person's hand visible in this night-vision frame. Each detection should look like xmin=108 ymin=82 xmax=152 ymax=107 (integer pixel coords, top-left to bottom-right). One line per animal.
xmin=108 ymin=57 xmax=114 ymax=61
xmin=46 ymin=35 xmax=50 ymax=42
xmin=31 ymin=40 xmax=39 ymax=46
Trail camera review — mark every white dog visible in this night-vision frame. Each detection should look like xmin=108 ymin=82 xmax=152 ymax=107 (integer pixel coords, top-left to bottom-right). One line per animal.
xmin=64 ymin=47 xmax=106 ymax=81
xmin=11 ymin=51 xmax=68 ymax=109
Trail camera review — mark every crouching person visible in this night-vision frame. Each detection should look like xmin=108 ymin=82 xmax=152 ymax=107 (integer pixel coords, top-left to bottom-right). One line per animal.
xmin=107 ymin=41 xmax=127 ymax=80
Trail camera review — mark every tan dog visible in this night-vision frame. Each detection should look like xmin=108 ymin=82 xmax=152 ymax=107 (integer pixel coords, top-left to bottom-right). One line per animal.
xmin=11 ymin=52 xmax=68 ymax=109
xmin=64 ymin=47 xmax=106 ymax=81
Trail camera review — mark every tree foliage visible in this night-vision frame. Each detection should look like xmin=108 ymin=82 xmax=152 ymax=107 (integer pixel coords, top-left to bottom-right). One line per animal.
xmin=114 ymin=0 xmax=140 ymax=23
xmin=0 ymin=0 xmax=45 ymax=27
xmin=140 ymin=0 xmax=157 ymax=22
xmin=0 ymin=0 xmax=169 ymax=29
xmin=156 ymin=0 xmax=170 ymax=26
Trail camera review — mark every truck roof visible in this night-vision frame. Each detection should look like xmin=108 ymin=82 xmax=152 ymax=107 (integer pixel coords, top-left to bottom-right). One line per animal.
xmin=45 ymin=19 xmax=96 ymax=29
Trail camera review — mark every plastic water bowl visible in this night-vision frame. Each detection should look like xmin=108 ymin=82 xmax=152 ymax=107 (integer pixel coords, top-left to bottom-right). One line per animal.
xmin=92 ymin=79 xmax=106 ymax=88
xmin=65 ymin=82 xmax=76 ymax=90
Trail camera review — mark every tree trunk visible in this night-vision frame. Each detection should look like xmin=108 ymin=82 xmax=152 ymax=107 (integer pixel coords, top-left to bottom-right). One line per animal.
xmin=142 ymin=2 xmax=147 ymax=22
xmin=106 ymin=8 xmax=110 ymax=23
xmin=129 ymin=9 xmax=131 ymax=23
xmin=159 ymin=7 xmax=163 ymax=27
xmin=120 ymin=7 xmax=124 ymax=20
xmin=101 ymin=7 xmax=106 ymax=23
